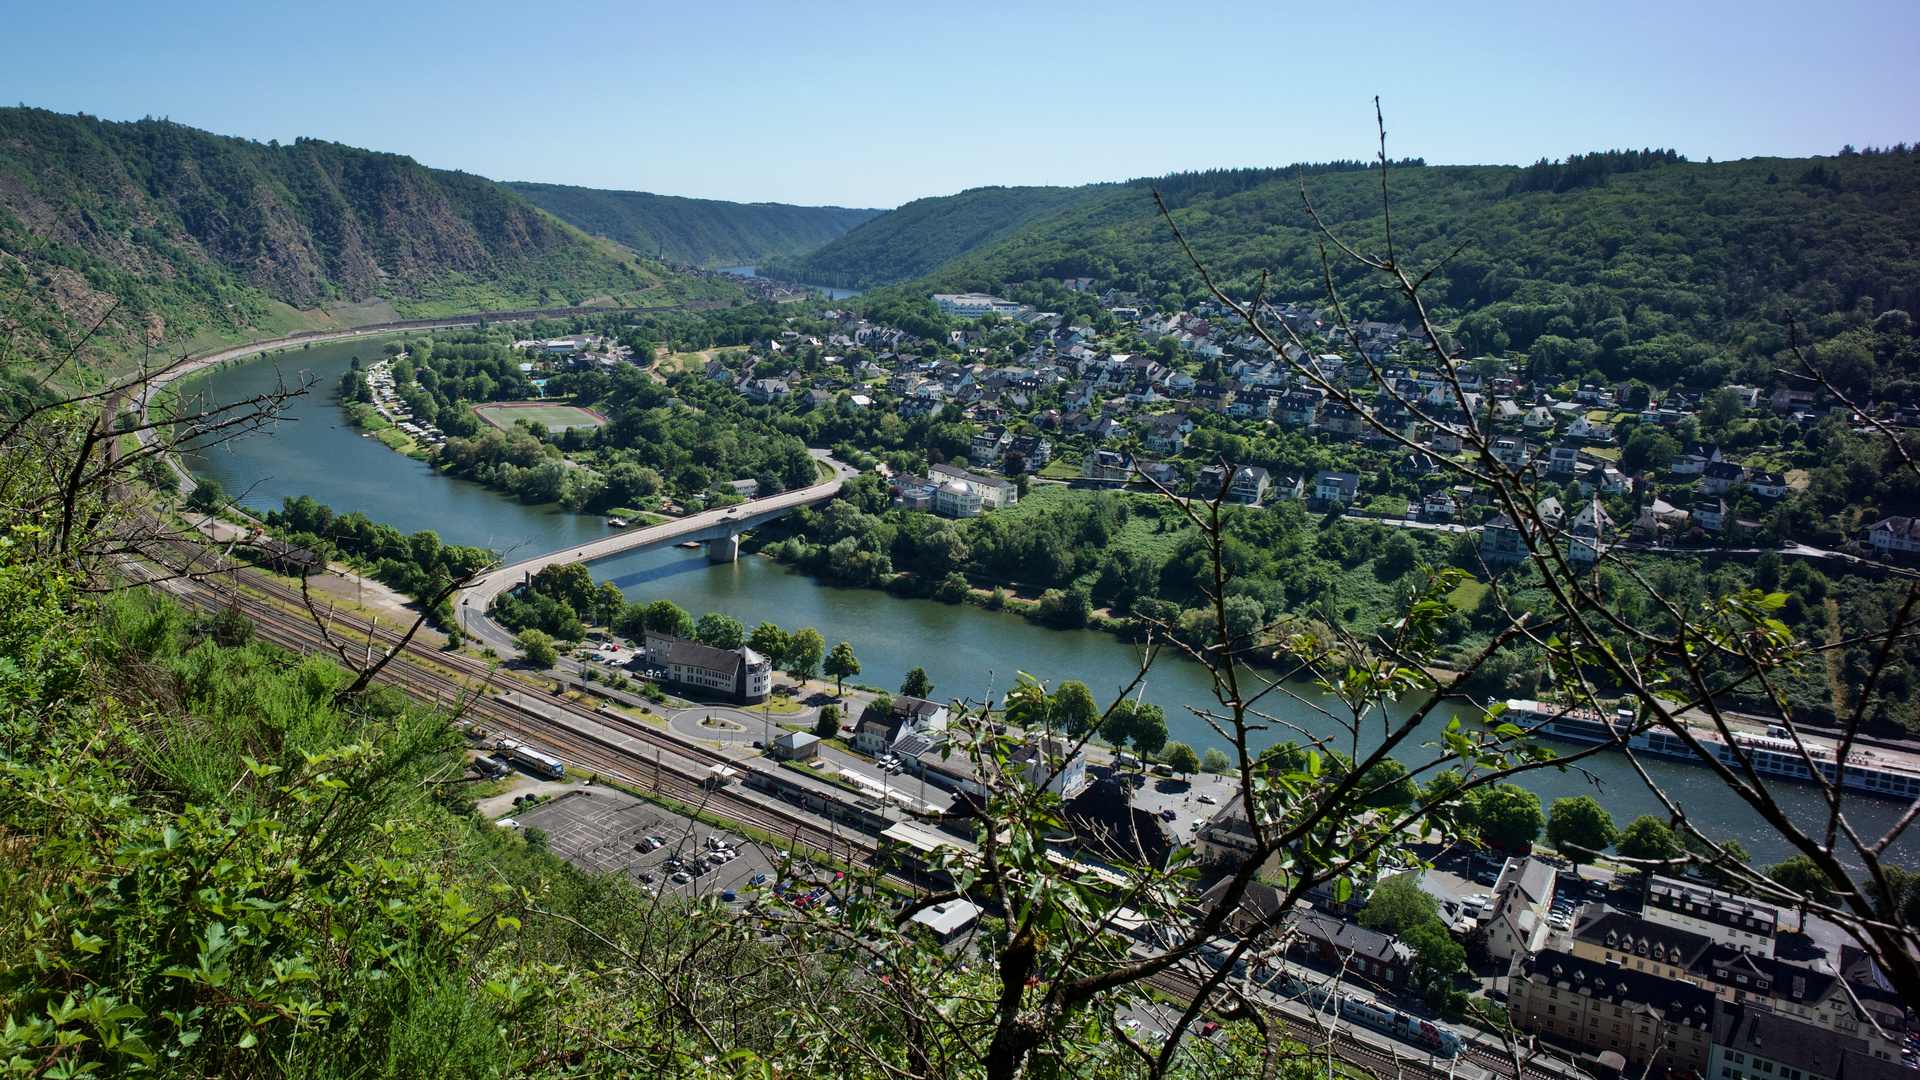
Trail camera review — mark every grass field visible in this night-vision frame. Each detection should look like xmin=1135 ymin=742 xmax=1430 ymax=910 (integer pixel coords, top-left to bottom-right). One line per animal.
xmin=474 ymin=402 xmax=608 ymax=431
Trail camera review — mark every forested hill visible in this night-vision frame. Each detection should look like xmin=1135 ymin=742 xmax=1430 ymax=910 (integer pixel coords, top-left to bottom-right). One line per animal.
xmin=761 ymin=183 xmax=1118 ymax=289
xmin=0 ymin=108 xmax=701 ymax=372
xmin=866 ymin=152 xmax=1920 ymax=391
xmin=505 ymin=182 xmax=880 ymax=268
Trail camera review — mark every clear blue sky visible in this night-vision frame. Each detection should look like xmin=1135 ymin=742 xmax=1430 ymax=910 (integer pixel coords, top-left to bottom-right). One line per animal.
xmin=5 ymin=0 xmax=1915 ymax=208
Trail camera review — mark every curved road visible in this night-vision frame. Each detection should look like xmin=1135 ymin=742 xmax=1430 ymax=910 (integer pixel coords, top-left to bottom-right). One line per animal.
xmin=458 ymin=448 xmax=856 ymax=654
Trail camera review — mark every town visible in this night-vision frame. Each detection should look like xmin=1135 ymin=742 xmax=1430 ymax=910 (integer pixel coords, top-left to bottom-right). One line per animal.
xmin=493 ymin=284 xmax=1908 ymax=576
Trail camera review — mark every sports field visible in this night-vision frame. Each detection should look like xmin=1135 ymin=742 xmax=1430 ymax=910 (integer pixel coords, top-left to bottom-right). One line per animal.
xmin=473 ymin=402 xmax=608 ymax=432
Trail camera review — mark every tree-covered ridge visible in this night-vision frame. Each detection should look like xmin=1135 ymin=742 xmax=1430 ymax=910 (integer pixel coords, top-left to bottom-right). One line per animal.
xmin=506 ymin=182 xmax=881 ymax=268
xmin=847 ymin=150 xmax=1920 ymax=390
xmin=762 ymin=183 xmax=1118 ymax=289
xmin=0 ymin=108 xmax=676 ymax=367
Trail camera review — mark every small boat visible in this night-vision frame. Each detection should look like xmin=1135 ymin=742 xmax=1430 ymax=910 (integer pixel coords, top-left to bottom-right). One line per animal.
xmin=606 ymin=517 xmax=629 ymax=528
xmin=676 ymin=541 xmax=701 ymax=549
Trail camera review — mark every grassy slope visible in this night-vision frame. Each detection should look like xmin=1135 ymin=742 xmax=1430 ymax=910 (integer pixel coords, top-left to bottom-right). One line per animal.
xmin=0 ymin=108 xmax=734 ymax=380
xmin=762 ymin=184 xmax=1117 ymax=289
xmin=506 ymin=182 xmax=881 ymax=268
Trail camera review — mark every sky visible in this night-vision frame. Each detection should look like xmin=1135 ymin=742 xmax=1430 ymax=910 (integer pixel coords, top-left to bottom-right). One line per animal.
xmin=4 ymin=0 xmax=1916 ymax=209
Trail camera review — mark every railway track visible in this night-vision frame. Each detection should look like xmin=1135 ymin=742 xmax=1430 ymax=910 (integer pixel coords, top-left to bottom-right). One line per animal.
xmin=1146 ymin=970 xmax=1578 ymax=1080
xmin=122 ymin=542 xmax=883 ymax=865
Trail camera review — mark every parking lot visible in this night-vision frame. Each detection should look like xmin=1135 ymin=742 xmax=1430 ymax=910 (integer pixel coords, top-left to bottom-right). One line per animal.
xmin=511 ymin=787 xmax=786 ymax=901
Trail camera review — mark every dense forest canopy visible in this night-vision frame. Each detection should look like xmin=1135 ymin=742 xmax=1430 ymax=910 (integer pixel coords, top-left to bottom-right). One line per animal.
xmin=762 ymin=183 xmax=1119 ymax=289
xmin=506 ymin=182 xmax=881 ymax=268
xmin=816 ymin=149 xmax=1920 ymax=396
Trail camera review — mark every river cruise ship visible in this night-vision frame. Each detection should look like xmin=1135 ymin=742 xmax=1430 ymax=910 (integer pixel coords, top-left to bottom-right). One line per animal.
xmin=1502 ymin=699 xmax=1920 ymax=800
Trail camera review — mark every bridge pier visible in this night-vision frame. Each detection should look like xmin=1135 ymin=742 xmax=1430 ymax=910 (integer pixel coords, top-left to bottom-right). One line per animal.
xmin=708 ymin=533 xmax=740 ymax=563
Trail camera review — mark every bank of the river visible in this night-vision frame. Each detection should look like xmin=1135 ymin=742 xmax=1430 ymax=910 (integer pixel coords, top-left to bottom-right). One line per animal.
xmin=179 ymin=344 xmax=1920 ymax=870
xmin=717 ymin=265 xmax=861 ymax=301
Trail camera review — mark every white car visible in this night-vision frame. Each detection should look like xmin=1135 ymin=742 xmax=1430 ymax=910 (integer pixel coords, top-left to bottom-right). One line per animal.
xmin=1197 ymin=794 xmax=1217 ymax=804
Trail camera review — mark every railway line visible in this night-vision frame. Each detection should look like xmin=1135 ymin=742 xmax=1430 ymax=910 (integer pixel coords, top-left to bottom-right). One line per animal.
xmin=121 ymin=543 xmax=880 ymax=864
xmin=1146 ymin=969 xmax=1577 ymax=1080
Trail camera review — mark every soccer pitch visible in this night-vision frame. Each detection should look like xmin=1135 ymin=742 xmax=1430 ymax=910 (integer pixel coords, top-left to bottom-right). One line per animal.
xmin=473 ymin=403 xmax=608 ymax=432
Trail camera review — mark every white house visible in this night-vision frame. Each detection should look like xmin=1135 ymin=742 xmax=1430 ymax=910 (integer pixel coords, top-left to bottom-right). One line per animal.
xmin=1867 ymin=516 xmax=1920 ymax=555
xmin=1314 ymin=470 xmax=1360 ymax=504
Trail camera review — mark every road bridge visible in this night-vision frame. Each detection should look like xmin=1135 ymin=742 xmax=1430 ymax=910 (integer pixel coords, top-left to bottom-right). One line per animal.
xmin=460 ymin=449 xmax=854 ymax=651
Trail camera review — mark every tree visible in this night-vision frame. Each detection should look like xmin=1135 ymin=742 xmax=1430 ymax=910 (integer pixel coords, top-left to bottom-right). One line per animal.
xmin=1403 ymin=917 xmax=1467 ymax=996
xmin=1163 ymin=742 xmax=1201 ymax=777
xmin=1357 ymin=758 xmax=1420 ymax=809
xmin=517 ymin=628 xmax=559 ymax=669
xmin=900 ymin=667 xmax=933 ymax=699
xmin=1475 ymin=784 xmax=1545 ymax=849
xmin=1620 ymin=426 xmax=1680 ymax=475
xmin=788 ymin=627 xmax=825 ymax=679
xmin=1616 ymin=815 xmax=1680 ymax=873
xmin=185 ymin=478 xmax=225 ymax=512
xmin=1200 ymin=747 xmax=1230 ymax=774
xmin=823 ymin=641 xmax=861 ymax=695
xmin=695 ymin=612 xmax=745 ymax=650
xmin=814 ymin=704 xmax=840 ymax=739
xmin=1545 ymin=796 xmax=1619 ymax=867
xmin=1358 ymin=873 xmax=1440 ymax=936
xmin=749 ymin=622 xmax=790 ymax=668
xmin=1103 ymin=698 xmax=1168 ymax=758
xmin=592 ymin=582 xmax=627 ymax=626
xmin=531 ymin=562 xmax=595 ymax=613
xmin=1702 ymin=386 xmax=1745 ymax=431
xmin=643 ymin=599 xmax=696 ymax=638
xmin=1768 ymin=854 xmax=1840 ymax=905
xmin=1036 ymin=587 xmax=1091 ymax=628
xmin=1053 ymin=680 xmax=1098 ymax=737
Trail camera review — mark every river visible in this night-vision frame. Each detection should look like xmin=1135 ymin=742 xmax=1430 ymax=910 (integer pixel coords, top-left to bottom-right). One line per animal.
xmin=718 ymin=265 xmax=860 ymax=300
xmin=179 ymin=337 xmax=1918 ymax=869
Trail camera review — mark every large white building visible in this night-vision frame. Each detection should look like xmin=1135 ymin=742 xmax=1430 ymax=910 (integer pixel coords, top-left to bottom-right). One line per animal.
xmin=933 ymin=292 xmax=1027 ymax=320
xmin=640 ymin=632 xmax=771 ymax=704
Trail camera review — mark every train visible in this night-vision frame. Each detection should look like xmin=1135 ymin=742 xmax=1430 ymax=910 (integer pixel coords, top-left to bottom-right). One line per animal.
xmin=502 ymin=741 xmax=566 ymax=780
xmin=1275 ymin=972 xmax=1463 ymax=1057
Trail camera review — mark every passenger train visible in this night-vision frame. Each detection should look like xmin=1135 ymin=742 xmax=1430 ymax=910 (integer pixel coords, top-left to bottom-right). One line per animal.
xmin=500 ymin=741 xmax=566 ymax=780
xmin=1274 ymin=972 xmax=1464 ymax=1057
